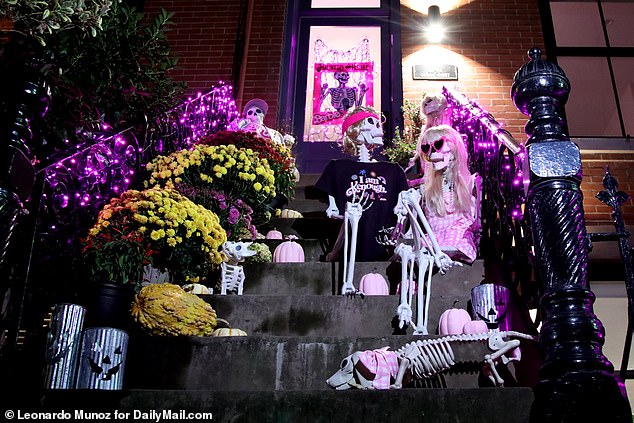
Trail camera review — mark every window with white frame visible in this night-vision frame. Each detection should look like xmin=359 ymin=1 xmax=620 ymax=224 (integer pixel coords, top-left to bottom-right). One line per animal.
xmin=546 ymin=0 xmax=634 ymax=137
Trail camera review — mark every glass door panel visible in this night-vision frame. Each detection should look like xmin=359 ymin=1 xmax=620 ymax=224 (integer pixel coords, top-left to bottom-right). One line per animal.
xmin=303 ymin=26 xmax=382 ymax=143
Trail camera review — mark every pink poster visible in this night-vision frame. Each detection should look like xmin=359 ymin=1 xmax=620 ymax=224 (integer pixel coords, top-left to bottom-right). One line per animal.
xmin=312 ymin=62 xmax=374 ymax=127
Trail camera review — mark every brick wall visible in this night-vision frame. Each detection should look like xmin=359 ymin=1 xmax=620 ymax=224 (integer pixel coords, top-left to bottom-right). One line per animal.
xmin=400 ymin=0 xmax=544 ymax=141
xmin=142 ymin=0 xmax=286 ymax=124
xmin=580 ymin=151 xmax=634 ymax=225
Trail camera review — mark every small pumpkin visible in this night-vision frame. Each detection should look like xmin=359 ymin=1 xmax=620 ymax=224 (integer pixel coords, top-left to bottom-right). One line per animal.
xmin=278 ymin=208 xmax=303 ymax=218
xmin=359 ymin=272 xmax=389 ymax=295
xmin=273 ymin=235 xmax=305 ymax=263
xmin=266 ymin=228 xmax=283 ymax=239
xmin=212 ymin=327 xmax=248 ymax=337
xmin=182 ymin=283 xmax=212 ymax=295
xmin=462 ymin=319 xmax=488 ymax=334
xmin=438 ymin=307 xmax=471 ymax=336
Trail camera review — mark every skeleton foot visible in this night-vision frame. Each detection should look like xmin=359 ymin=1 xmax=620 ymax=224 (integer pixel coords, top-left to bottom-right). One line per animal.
xmin=342 ymin=285 xmax=364 ymax=297
xmin=397 ymin=303 xmax=413 ymax=329
xmin=413 ymin=326 xmax=428 ymax=336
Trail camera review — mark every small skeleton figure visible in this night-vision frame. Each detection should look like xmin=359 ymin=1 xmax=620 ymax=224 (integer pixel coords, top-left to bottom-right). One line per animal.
xmin=326 ymin=331 xmax=535 ymax=390
xmin=229 ymin=98 xmax=295 ymax=147
xmin=315 ymin=107 xmax=409 ymax=296
xmin=220 ymin=241 xmax=256 ymax=295
xmin=320 ymin=71 xmax=368 ymax=112
xmin=421 ymin=92 xmax=450 ymax=129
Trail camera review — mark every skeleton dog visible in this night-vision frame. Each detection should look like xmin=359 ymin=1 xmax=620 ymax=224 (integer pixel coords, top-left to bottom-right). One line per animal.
xmin=326 ymin=331 xmax=536 ymax=390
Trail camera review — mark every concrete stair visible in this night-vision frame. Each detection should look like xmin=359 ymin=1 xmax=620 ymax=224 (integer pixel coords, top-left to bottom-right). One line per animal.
xmin=26 ymin=173 xmax=537 ymax=422
xmin=111 ymin=174 xmax=536 ymax=421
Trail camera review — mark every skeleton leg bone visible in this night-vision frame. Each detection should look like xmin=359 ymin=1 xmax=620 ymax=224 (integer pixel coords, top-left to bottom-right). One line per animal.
xmin=341 ymin=190 xmax=373 ymax=295
xmin=414 ymin=253 xmax=434 ymax=335
xmin=395 ymin=243 xmax=415 ymax=329
xmin=342 ymin=201 xmax=363 ymax=295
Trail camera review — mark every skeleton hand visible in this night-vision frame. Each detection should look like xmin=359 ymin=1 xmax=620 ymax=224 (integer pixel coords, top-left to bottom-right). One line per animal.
xmin=326 ymin=195 xmax=343 ymax=219
xmin=320 ymin=83 xmax=329 ymax=101
xmin=375 ymin=226 xmax=397 ymax=246
xmin=434 ymin=251 xmax=461 ymax=274
xmin=326 ymin=205 xmax=343 ymax=219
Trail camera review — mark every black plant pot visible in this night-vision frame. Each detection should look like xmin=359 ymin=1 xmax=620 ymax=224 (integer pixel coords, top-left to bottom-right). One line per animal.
xmin=85 ymin=282 xmax=134 ymax=330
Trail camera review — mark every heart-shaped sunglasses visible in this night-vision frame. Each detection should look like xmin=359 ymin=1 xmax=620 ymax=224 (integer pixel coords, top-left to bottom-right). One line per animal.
xmin=420 ymin=137 xmax=446 ymax=157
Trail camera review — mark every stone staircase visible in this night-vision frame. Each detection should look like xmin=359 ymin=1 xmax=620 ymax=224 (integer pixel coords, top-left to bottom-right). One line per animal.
xmin=31 ymin=174 xmax=536 ymax=422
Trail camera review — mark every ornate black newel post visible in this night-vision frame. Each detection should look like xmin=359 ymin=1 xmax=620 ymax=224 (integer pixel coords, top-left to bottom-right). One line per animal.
xmin=511 ymin=48 xmax=631 ymax=422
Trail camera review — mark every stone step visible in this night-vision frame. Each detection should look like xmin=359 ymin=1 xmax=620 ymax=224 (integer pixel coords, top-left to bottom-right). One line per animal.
xmin=26 ymin=388 xmax=535 ymax=423
xmin=123 ymin=334 xmax=524 ymax=391
xmin=260 ymin=215 xmax=340 ymax=241
xmin=205 ymin=286 xmax=480 ymax=337
xmin=240 ymin=259 xmax=484 ymax=297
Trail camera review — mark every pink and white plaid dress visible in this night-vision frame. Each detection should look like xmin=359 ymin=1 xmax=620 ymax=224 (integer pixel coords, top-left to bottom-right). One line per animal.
xmin=424 ymin=187 xmax=478 ymax=263
xmin=357 ymin=347 xmax=399 ymax=389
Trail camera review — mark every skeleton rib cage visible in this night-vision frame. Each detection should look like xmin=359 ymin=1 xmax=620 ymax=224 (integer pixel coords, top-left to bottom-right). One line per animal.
xmin=391 ymin=331 xmax=534 ymax=387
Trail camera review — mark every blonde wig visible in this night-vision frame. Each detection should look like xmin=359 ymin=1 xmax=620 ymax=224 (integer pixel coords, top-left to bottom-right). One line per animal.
xmin=419 ymin=125 xmax=473 ymax=216
xmin=341 ymin=106 xmax=381 ymax=156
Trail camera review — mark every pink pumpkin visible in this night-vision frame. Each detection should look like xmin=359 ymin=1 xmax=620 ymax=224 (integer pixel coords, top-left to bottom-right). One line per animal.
xmin=266 ymin=229 xmax=283 ymax=239
xmin=438 ymin=308 xmax=471 ymax=336
xmin=359 ymin=273 xmax=389 ymax=295
xmin=273 ymin=237 xmax=305 ymax=262
xmin=462 ymin=319 xmax=488 ymax=334
xmin=396 ymin=279 xmax=417 ymax=295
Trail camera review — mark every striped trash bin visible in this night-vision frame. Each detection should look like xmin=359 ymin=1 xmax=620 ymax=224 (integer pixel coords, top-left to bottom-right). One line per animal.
xmin=75 ymin=327 xmax=129 ymax=390
xmin=42 ymin=303 xmax=87 ymax=389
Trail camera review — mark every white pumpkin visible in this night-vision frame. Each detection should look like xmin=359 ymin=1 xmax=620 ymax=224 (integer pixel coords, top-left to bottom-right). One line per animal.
xmin=212 ymin=328 xmax=248 ymax=337
xmin=462 ymin=319 xmax=489 ymax=334
xmin=265 ymin=229 xmax=283 ymax=239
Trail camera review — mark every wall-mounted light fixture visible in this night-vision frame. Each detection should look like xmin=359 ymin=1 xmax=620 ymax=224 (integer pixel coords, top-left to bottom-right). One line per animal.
xmin=425 ymin=5 xmax=445 ymax=43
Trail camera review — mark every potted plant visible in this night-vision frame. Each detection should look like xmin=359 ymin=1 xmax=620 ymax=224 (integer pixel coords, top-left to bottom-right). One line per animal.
xmin=196 ymin=130 xmax=298 ymax=204
xmin=81 ymin=186 xmax=227 ymax=326
xmin=145 ymin=142 xmax=277 ymax=227
xmin=82 ymin=186 xmax=227 ymax=287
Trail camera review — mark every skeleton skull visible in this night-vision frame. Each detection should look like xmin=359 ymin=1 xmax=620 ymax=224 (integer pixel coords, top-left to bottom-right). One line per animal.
xmin=242 ymin=98 xmax=268 ymax=125
xmin=326 ymin=351 xmax=374 ymax=390
xmin=245 ymin=106 xmax=265 ymax=125
xmin=357 ymin=116 xmax=384 ymax=148
xmin=422 ymin=93 xmax=447 ymax=116
xmin=421 ymin=135 xmax=454 ymax=171
xmin=334 ymin=71 xmax=350 ymax=85
xmin=222 ymin=241 xmax=257 ymax=263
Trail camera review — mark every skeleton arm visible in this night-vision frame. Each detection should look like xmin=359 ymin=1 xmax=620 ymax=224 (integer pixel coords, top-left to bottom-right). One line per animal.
xmin=399 ymin=188 xmax=457 ymax=274
xmin=356 ymin=83 xmax=368 ymax=107
xmin=319 ymin=84 xmax=330 ymax=106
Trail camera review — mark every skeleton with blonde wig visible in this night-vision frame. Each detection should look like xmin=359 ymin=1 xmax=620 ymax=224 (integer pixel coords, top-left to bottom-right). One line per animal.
xmin=384 ymin=124 xmax=477 ymax=334
xmin=418 ymin=124 xmax=480 ymax=263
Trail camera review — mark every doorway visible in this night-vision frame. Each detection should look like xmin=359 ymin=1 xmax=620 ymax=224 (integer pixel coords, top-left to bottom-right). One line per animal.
xmin=279 ymin=1 xmax=402 ymax=174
